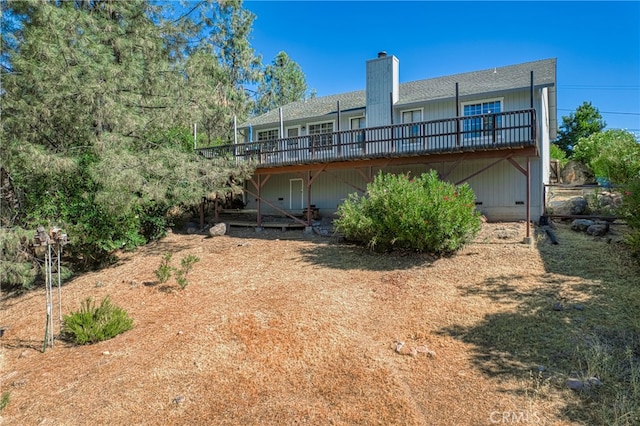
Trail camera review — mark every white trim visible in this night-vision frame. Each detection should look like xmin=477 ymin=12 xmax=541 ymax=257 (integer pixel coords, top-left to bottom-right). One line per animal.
xmin=398 ymin=108 xmax=424 ymax=148
xmin=400 ymin=107 xmax=424 ymax=123
xmin=349 ymin=116 xmax=367 ymax=150
xmin=460 ymin=97 xmax=504 ymax=142
xmin=289 ymin=178 xmax=304 ymax=210
xmin=541 ymin=87 xmax=550 ymax=185
xmin=285 ymin=125 xmax=302 ymax=136
xmin=460 ymin=97 xmax=504 ymax=113
xmin=285 ymin=126 xmax=301 ymax=161
xmin=349 ymin=115 xmax=366 ymax=129
xmin=256 ymin=127 xmax=280 ymax=141
xmin=306 ymin=120 xmax=336 ymax=132
xmin=279 ymin=108 xmax=284 ymax=143
xmin=307 ymin=120 xmax=335 ymax=152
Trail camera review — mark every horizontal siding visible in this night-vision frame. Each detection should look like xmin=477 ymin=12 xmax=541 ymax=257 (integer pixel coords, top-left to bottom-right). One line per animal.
xmin=240 ymin=89 xmax=544 ymax=222
xmin=244 ymin=155 xmax=543 ymax=221
xmin=245 ymin=90 xmax=537 ymax=145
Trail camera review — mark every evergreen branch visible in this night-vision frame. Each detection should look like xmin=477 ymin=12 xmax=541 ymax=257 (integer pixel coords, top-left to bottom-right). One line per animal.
xmin=125 ymin=104 xmax=170 ymax=110
xmin=172 ymin=1 xmax=206 ymax=24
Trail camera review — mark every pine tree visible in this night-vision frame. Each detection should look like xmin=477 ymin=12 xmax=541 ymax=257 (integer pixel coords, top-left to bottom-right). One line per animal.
xmin=554 ymin=101 xmax=606 ymax=156
xmin=254 ymin=51 xmax=310 ymax=115
xmin=0 ymin=0 xmax=256 ymax=272
xmin=188 ymin=0 xmax=262 ymax=144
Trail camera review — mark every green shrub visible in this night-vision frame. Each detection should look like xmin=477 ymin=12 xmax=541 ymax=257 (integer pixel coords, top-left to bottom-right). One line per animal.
xmin=62 ymin=296 xmax=133 ymax=345
xmin=622 ymin=177 xmax=640 ymax=258
xmin=335 ymin=170 xmax=482 ymax=254
xmin=154 ymin=253 xmax=174 ymax=284
xmin=154 ymin=253 xmax=200 ymax=289
xmin=0 ymin=227 xmax=38 ymax=289
xmin=175 ymin=254 xmax=200 ymax=289
xmin=573 ymin=130 xmax=640 ymax=184
xmin=0 ymin=391 xmax=9 ymax=412
xmin=550 ymin=143 xmax=569 ymax=168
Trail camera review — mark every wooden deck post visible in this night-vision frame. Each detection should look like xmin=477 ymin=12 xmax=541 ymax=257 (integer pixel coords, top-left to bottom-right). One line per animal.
xmin=306 ymin=171 xmax=312 ymax=226
xmin=456 ymin=82 xmax=460 ymax=146
xmin=199 ymin=197 xmax=205 ymax=230
xmin=525 ymin=156 xmax=532 ymax=243
xmin=337 ymin=100 xmax=342 ymax=157
xmin=257 ymin=175 xmax=262 ymax=228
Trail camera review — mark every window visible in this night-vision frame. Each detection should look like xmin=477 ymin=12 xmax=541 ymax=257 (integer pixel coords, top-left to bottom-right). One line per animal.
xmin=401 ymin=109 xmax=422 ymax=144
xmin=402 ymin=109 xmax=422 ymax=124
xmin=308 ymin=122 xmax=334 ymax=151
xmin=350 ymin=117 xmax=365 ymax=146
xmin=257 ymin=129 xmax=279 ymax=151
xmin=462 ymin=100 xmax=502 ymax=139
xmin=350 ymin=117 xmax=365 ymax=130
xmin=286 ymin=127 xmax=300 ymax=158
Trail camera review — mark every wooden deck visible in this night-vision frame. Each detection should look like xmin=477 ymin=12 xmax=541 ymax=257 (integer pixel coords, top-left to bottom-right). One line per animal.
xmin=225 ymin=220 xmax=307 ymax=230
xmin=197 ymin=109 xmax=537 ymax=169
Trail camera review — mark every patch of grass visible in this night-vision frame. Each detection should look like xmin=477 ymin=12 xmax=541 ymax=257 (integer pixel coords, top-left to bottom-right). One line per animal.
xmin=61 ymin=296 xmax=133 ymax=345
xmin=535 ymin=225 xmax=640 ymax=423
xmin=0 ymin=391 xmax=10 ymax=412
xmin=442 ymin=222 xmax=640 ymax=424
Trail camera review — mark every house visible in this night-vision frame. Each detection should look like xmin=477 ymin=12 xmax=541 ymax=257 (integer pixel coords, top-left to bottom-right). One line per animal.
xmin=199 ymin=53 xmax=557 ymax=238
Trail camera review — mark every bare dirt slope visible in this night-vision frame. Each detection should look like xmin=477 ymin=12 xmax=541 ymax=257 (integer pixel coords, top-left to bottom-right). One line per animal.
xmin=1 ymin=223 xmax=591 ymax=425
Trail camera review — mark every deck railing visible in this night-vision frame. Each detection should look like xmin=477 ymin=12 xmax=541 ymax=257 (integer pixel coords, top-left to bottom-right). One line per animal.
xmin=198 ymin=109 xmax=537 ymax=167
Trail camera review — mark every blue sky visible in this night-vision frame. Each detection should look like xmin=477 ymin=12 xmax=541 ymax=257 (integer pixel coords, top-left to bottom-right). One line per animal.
xmin=243 ymin=1 xmax=640 ymax=135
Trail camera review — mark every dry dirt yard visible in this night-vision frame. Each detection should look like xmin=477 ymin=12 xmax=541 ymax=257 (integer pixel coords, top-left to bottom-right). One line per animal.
xmin=0 ymin=222 xmax=634 ymax=425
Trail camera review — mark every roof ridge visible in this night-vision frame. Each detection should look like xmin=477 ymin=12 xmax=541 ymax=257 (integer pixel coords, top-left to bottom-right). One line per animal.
xmin=241 ymin=58 xmax=556 ymax=128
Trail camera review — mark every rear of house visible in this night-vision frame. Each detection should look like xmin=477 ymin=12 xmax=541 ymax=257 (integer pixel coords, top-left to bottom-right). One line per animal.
xmin=200 ymin=53 xmax=557 ymax=225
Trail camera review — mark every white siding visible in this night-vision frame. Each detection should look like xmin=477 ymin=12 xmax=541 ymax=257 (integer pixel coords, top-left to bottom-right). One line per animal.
xmin=245 ymin=155 xmax=539 ymax=222
xmin=242 ymin=87 xmax=546 ymax=222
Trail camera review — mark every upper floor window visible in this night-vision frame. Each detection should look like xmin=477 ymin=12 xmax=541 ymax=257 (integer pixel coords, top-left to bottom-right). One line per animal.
xmin=350 ymin=117 xmax=365 ymax=130
xmin=462 ymin=99 xmax=502 ymax=139
xmin=350 ymin=117 xmax=366 ymax=146
xmin=401 ymin=109 xmax=422 ymax=123
xmin=309 ymin=122 xmax=334 ymax=150
xmin=401 ymin=109 xmax=423 ymax=144
xmin=309 ymin=122 xmax=333 ymax=134
xmin=258 ymin=129 xmax=279 ymax=151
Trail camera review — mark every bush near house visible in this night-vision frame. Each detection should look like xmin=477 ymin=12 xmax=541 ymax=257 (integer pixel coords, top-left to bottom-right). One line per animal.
xmin=335 ymin=170 xmax=482 ymax=254
xmin=572 ymin=129 xmax=640 ymax=185
xmin=550 ymin=143 xmax=569 ymax=168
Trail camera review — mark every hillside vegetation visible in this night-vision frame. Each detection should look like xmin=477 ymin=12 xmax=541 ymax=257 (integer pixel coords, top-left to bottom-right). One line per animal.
xmin=1 ymin=222 xmax=638 ymax=425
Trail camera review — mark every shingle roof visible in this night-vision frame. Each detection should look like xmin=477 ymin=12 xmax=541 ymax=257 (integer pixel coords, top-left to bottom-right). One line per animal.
xmin=241 ymin=58 xmax=556 ymax=129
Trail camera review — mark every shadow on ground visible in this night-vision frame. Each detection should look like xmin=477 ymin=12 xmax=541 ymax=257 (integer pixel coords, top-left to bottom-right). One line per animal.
xmin=437 ymin=223 xmax=640 ymax=424
xmin=297 ymin=242 xmax=436 ymax=271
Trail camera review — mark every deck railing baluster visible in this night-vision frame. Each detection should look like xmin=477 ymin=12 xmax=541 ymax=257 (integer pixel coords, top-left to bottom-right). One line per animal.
xmin=197 ymin=109 xmax=538 ymax=166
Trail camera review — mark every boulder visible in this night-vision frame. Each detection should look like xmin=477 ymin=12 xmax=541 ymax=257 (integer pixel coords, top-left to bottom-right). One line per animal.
xmin=185 ymin=223 xmax=199 ymax=234
xmin=571 ymin=219 xmax=594 ymax=232
xmin=567 ymin=377 xmax=603 ymax=392
xmin=561 ymin=160 xmax=595 ymax=184
xmin=586 ymin=221 xmax=610 ymax=236
xmin=553 ymin=196 xmax=589 ymax=216
xmin=208 ymin=222 xmax=227 ymax=237
xmin=598 ymin=191 xmax=622 ymax=208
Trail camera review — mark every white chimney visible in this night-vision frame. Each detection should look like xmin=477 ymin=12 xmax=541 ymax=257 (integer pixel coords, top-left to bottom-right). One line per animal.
xmin=366 ymin=52 xmax=399 ymax=127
